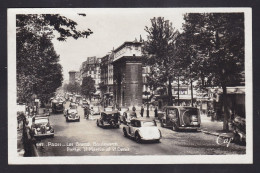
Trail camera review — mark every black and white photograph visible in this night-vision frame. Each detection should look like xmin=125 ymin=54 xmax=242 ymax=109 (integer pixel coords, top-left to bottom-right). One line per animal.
xmin=8 ymin=8 xmax=252 ymax=164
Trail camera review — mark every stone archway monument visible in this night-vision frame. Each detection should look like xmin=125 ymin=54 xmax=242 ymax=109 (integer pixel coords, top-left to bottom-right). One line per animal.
xmin=112 ymin=41 xmax=143 ymax=107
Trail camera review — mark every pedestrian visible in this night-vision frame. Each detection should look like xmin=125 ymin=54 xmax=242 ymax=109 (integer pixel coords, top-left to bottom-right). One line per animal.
xmin=140 ymin=106 xmax=144 ymax=117
xmin=154 ymin=106 xmax=158 ymax=118
xmin=132 ymin=105 xmax=136 ymax=112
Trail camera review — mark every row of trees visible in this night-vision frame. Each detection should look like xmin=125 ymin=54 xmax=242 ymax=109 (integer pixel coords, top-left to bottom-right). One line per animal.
xmin=143 ymin=13 xmax=244 ymax=131
xmin=17 ymin=14 xmax=93 ymax=104
xmin=63 ymin=76 xmax=96 ymax=100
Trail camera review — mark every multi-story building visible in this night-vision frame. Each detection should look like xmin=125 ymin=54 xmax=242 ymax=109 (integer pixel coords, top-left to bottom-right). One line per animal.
xmin=79 ymin=56 xmax=101 ymax=99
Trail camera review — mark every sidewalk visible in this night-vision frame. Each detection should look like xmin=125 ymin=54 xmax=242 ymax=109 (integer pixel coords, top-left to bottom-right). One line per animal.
xmin=200 ymin=114 xmax=233 ymax=138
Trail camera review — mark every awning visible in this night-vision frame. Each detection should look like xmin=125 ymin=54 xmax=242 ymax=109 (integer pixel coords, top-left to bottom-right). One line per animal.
xmin=210 ymin=87 xmax=245 ymax=94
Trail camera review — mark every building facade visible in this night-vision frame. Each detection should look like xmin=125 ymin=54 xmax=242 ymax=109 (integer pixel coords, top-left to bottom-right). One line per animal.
xmin=79 ymin=56 xmax=101 ymax=98
xmin=113 ymin=41 xmax=143 ymax=108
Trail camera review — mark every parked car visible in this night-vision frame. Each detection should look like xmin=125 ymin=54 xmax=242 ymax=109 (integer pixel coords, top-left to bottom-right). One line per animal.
xmin=64 ymin=108 xmax=80 ymax=122
xmin=120 ymin=110 xmax=137 ymax=124
xmin=31 ymin=115 xmax=54 ymax=137
xmin=96 ymin=111 xmax=120 ymax=128
xmin=122 ymin=119 xmax=161 ymax=143
xmin=160 ymin=106 xmax=201 ymax=131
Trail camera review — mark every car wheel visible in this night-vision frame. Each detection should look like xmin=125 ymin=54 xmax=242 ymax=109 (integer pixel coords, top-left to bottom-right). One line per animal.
xmin=123 ymin=128 xmax=128 ymax=137
xmin=156 ymin=139 xmax=160 ymax=143
xmin=78 ymin=118 xmax=80 ymax=122
xmin=135 ymin=133 xmax=142 ymax=143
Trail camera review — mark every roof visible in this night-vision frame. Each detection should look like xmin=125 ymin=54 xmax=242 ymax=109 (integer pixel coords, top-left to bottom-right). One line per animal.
xmin=101 ymin=111 xmax=119 ymax=114
xmin=114 ymin=41 xmax=142 ymax=53
xmin=131 ymin=118 xmax=155 ymax=122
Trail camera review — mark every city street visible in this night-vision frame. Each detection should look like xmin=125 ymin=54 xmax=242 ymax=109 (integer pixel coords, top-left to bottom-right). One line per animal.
xmin=35 ymin=102 xmax=246 ymax=156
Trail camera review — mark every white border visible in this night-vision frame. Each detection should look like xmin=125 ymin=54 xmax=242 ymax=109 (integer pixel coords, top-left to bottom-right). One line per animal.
xmin=8 ymin=8 xmax=253 ymax=164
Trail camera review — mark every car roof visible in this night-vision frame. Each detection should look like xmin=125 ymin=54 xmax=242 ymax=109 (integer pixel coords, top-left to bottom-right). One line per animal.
xmin=35 ymin=116 xmax=48 ymax=119
xmin=130 ymin=118 xmax=154 ymax=122
xmin=102 ymin=111 xmax=118 ymax=114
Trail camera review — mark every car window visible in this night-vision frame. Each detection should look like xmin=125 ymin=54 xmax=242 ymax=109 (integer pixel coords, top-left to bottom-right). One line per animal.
xmin=130 ymin=120 xmax=135 ymax=126
xmin=35 ymin=118 xmax=48 ymax=124
xmin=135 ymin=121 xmax=141 ymax=127
xmin=142 ymin=121 xmax=156 ymax=127
xmin=68 ymin=109 xmax=77 ymax=114
xmin=168 ymin=109 xmax=178 ymax=119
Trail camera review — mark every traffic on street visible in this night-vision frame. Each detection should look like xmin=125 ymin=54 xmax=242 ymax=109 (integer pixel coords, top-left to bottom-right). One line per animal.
xmin=33 ymin=100 xmax=245 ymax=156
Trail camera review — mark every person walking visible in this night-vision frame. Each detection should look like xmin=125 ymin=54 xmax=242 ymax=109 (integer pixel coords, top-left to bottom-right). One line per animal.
xmin=140 ymin=106 xmax=144 ymax=117
xmin=132 ymin=105 xmax=136 ymax=112
xmin=154 ymin=106 xmax=158 ymax=119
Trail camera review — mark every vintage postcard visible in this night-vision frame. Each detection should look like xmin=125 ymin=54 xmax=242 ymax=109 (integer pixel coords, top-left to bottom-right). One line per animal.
xmin=8 ymin=8 xmax=252 ymax=164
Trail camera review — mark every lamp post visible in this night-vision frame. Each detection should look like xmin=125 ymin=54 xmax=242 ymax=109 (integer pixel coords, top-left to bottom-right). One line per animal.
xmin=144 ymin=90 xmax=149 ymax=118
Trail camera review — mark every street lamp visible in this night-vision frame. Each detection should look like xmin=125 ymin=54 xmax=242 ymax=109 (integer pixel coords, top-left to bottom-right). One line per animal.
xmin=144 ymin=90 xmax=149 ymax=118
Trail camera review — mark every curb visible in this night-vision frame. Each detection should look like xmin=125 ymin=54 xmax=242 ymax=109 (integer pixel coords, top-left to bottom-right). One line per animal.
xmin=200 ymin=129 xmax=233 ymax=139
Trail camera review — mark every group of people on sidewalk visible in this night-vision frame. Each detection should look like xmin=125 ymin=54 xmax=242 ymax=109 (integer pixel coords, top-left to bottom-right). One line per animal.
xmin=132 ymin=105 xmax=158 ymax=118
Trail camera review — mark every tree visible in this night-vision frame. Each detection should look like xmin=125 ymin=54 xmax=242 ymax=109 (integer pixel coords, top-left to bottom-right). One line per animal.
xmin=17 ymin=30 xmax=63 ymax=104
xmin=142 ymin=17 xmax=179 ymax=105
xmin=16 ymin=14 xmax=93 ymax=41
xmin=181 ymin=13 xmax=245 ymax=131
xmin=81 ymin=76 xmax=96 ymax=100
xmin=17 ymin=14 xmax=93 ymax=103
xmin=66 ymin=82 xmax=81 ymax=94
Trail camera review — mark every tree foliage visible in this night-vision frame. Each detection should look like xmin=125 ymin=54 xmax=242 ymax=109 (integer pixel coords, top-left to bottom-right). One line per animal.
xmin=17 ymin=30 xmax=63 ymax=103
xmin=81 ymin=76 xmax=96 ymax=99
xmin=143 ymin=17 xmax=179 ymax=105
xmin=17 ymin=14 xmax=93 ymax=104
xmin=65 ymin=82 xmax=81 ymax=94
xmin=181 ymin=13 xmax=245 ymax=130
xmin=16 ymin=14 xmax=93 ymax=41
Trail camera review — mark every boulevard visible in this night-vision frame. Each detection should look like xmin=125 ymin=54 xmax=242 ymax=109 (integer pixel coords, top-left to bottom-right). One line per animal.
xmin=35 ymin=102 xmax=246 ymax=156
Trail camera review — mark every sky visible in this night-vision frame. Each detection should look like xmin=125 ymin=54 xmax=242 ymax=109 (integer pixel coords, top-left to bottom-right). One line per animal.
xmin=51 ymin=9 xmax=186 ymax=81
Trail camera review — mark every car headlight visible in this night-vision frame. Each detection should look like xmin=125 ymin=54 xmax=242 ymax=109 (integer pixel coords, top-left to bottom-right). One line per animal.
xmin=37 ymin=128 xmax=40 ymax=131
xmin=46 ymin=127 xmax=50 ymax=130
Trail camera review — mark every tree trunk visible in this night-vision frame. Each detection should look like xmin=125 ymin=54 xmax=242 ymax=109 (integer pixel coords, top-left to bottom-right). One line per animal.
xmin=191 ymin=79 xmax=194 ymax=107
xmin=168 ymin=77 xmax=173 ymax=106
xmin=222 ymin=83 xmax=229 ymax=131
xmin=177 ymin=76 xmax=180 ymax=106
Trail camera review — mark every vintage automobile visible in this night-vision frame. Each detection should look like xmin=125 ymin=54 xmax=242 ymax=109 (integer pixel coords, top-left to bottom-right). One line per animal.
xmin=96 ymin=111 xmax=120 ymax=128
xmin=64 ymin=108 xmax=80 ymax=122
xmin=120 ymin=110 xmax=137 ymax=124
xmin=69 ymin=102 xmax=77 ymax=109
xmin=31 ymin=115 xmax=54 ymax=137
xmin=81 ymin=101 xmax=89 ymax=108
xmin=123 ymin=119 xmax=161 ymax=143
xmin=51 ymin=100 xmax=64 ymax=113
xmin=160 ymin=106 xmax=201 ymax=131
xmin=104 ymin=106 xmax=114 ymax=112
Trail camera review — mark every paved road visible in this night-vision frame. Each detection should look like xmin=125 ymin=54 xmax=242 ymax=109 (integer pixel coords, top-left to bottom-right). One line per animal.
xmin=35 ymin=102 xmax=246 ymax=156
